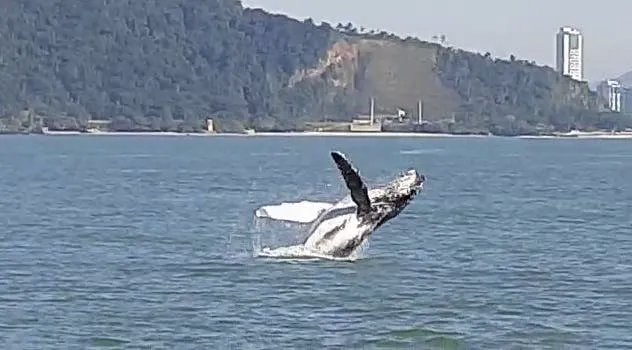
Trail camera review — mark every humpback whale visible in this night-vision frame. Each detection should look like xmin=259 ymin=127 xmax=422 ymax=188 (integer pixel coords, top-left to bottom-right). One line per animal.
xmin=255 ymin=151 xmax=425 ymax=258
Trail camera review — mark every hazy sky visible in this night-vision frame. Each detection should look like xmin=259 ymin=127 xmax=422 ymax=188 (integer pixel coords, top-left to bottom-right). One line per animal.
xmin=242 ymin=0 xmax=630 ymax=82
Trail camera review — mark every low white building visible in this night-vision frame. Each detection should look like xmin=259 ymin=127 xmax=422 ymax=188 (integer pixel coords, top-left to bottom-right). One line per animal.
xmin=597 ymin=79 xmax=622 ymax=112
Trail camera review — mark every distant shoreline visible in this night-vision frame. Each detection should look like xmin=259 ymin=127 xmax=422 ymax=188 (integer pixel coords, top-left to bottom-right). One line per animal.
xmin=4 ymin=130 xmax=632 ymax=139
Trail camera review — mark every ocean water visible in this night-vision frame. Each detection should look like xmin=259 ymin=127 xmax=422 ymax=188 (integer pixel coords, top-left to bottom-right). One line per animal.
xmin=0 ymin=135 xmax=631 ymax=349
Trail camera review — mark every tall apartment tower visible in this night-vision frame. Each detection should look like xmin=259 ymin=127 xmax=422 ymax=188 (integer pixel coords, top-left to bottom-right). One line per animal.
xmin=556 ymin=26 xmax=584 ymax=81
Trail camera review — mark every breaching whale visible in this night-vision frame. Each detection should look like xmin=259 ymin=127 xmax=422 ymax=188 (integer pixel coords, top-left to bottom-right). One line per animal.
xmin=255 ymin=151 xmax=425 ymax=258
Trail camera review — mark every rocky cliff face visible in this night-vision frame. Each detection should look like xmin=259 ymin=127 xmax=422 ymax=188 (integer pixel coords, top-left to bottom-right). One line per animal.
xmin=288 ymin=38 xmax=459 ymax=119
xmin=289 ymin=40 xmax=360 ymax=89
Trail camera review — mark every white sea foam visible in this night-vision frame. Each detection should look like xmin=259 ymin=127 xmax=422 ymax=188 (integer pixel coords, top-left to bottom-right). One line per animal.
xmin=254 ymin=242 xmax=368 ymax=262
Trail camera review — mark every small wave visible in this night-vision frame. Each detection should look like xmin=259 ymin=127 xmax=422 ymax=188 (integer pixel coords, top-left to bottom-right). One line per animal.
xmin=254 ymin=244 xmax=364 ymax=262
xmin=119 ymin=169 xmax=161 ymax=174
xmin=359 ymin=326 xmax=466 ymax=349
xmin=399 ymin=149 xmax=441 ymax=155
xmin=104 ymin=154 xmax=163 ymax=159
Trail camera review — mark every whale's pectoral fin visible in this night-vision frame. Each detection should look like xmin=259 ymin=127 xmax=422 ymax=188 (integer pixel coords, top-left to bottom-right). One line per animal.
xmin=254 ymin=201 xmax=334 ymax=223
xmin=330 ymin=151 xmax=372 ymax=216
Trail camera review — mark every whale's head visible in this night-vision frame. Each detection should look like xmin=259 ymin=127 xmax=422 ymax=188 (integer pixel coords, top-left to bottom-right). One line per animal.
xmin=383 ymin=168 xmax=424 ymax=206
xmin=368 ymin=168 xmax=425 ymax=229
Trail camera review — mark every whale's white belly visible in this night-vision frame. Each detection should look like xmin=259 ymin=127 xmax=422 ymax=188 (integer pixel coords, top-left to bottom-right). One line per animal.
xmin=303 ymin=212 xmax=366 ymax=255
xmin=302 ymin=190 xmax=385 ymax=255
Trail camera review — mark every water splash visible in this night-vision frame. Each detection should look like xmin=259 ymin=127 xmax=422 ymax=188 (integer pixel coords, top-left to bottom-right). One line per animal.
xmin=251 ymin=200 xmax=372 ymax=263
xmin=254 ymin=244 xmax=365 ymax=262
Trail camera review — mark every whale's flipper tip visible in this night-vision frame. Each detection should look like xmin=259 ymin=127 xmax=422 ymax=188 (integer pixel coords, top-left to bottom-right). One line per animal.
xmin=330 ymin=151 xmax=350 ymax=168
xmin=330 ymin=151 xmax=345 ymax=162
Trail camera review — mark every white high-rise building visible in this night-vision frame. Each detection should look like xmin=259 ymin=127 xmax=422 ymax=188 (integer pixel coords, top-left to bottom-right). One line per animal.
xmin=556 ymin=26 xmax=584 ymax=81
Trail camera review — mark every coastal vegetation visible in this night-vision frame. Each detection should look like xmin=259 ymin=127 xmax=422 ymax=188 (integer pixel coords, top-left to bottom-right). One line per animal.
xmin=0 ymin=0 xmax=630 ymax=135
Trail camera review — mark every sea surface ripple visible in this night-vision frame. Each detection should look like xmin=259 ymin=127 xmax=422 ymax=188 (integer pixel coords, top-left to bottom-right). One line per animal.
xmin=0 ymin=135 xmax=631 ymax=349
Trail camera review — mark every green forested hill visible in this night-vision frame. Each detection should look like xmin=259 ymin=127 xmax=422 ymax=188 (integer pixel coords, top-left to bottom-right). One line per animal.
xmin=0 ymin=0 xmax=338 ymax=131
xmin=0 ymin=0 xmax=628 ymax=134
